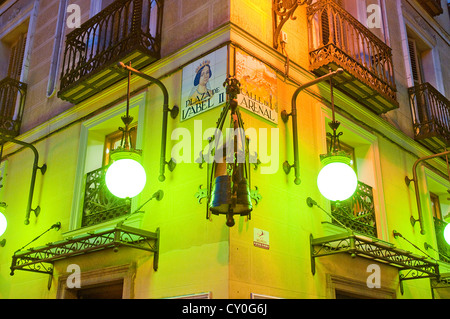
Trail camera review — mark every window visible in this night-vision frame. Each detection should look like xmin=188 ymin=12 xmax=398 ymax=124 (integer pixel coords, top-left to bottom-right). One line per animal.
xmin=430 ymin=192 xmax=442 ymax=220
xmin=57 ymin=264 xmax=135 ymax=299
xmin=405 ymin=26 xmax=442 ymax=92
xmin=0 ymin=16 xmax=30 ymax=135
xmin=316 ymin=0 xmax=390 ymax=44
xmin=327 ymin=274 xmax=396 ymax=299
xmin=103 ymin=124 xmax=137 ymax=166
xmin=90 ymin=0 xmax=117 ymax=17
xmin=326 ymin=138 xmax=357 ymax=170
xmin=76 ymin=281 xmax=124 ymax=299
xmin=318 ymin=104 xmax=387 ymax=240
xmin=424 ymin=170 xmax=450 ymax=262
xmin=68 ymin=93 xmax=145 ymax=234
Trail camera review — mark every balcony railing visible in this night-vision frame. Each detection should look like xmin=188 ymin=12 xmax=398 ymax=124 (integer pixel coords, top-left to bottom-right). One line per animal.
xmin=420 ymin=0 xmax=444 ymax=17
xmin=433 ymin=217 xmax=450 ymax=263
xmin=408 ymin=82 xmax=450 ymax=152
xmin=58 ymin=0 xmax=163 ymax=104
xmin=0 ymin=77 xmax=27 ymax=137
xmin=307 ymin=0 xmax=398 ymax=114
xmin=331 ymin=181 xmax=377 ymax=238
xmin=82 ymin=166 xmax=131 ymax=227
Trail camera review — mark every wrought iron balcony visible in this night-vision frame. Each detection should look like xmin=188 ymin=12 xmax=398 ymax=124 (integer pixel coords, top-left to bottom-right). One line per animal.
xmin=331 ymin=181 xmax=377 ymax=238
xmin=0 ymin=77 xmax=27 ymax=137
xmin=433 ymin=217 xmax=450 ymax=263
xmin=82 ymin=166 xmax=131 ymax=227
xmin=420 ymin=0 xmax=444 ymax=17
xmin=307 ymin=0 xmax=398 ymax=114
xmin=408 ymin=82 xmax=450 ymax=152
xmin=58 ymin=0 xmax=163 ymax=104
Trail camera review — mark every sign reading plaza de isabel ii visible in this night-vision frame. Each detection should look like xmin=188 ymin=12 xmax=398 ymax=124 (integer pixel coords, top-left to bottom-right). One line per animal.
xmin=181 ymin=46 xmax=278 ymax=125
xmin=181 ymin=47 xmax=227 ymax=121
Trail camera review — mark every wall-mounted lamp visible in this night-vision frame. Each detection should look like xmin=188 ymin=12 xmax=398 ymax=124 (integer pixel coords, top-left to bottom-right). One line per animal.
xmin=0 ymin=135 xmax=46 ymax=225
xmin=116 ymin=62 xmax=179 ymax=183
xmin=317 ymin=73 xmax=357 ymax=201
xmin=105 ymin=63 xmax=146 ymax=199
xmin=405 ymin=150 xmax=450 ymax=235
xmin=198 ymin=77 xmax=258 ymax=227
xmin=282 ymin=68 xmax=356 ymax=202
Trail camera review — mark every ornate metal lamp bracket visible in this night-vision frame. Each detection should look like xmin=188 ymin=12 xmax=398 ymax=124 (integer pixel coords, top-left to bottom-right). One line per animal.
xmin=116 ymin=62 xmax=179 ymax=182
xmin=273 ymin=0 xmax=313 ymax=49
xmin=0 ymin=135 xmax=47 ymax=225
xmin=405 ymin=150 xmax=450 ymax=235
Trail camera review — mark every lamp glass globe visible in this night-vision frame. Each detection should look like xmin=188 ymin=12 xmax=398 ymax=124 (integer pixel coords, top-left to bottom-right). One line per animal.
xmin=105 ymin=159 xmax=146 ymax=198
xmin=0 ymin=211 xmax=6 ymax=237
xmin=444 ymin=223 xmax=450 ymax=246
xmin=317 ymin=161 xmax=358 ymax=201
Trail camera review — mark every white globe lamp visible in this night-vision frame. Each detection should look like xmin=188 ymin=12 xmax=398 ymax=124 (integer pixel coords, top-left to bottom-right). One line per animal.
xmin=444 ymin=223 xmax=450 ymax=246
xmin=0 ymin=203 xmax=7 ymax=237
xmin=317 ymin=154 xmax=358 ymax=201
xmin=105 ymin=151 xmax=146 ymax=199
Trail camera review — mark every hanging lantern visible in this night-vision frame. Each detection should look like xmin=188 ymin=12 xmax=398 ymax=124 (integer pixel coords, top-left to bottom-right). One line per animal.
xmin=207 ymin=77 xmax=253 ymax=227
xmin=317 ymin=104 xmax=357 ymax=202
xmin=105 ymin=63 xmax=146 ymax=199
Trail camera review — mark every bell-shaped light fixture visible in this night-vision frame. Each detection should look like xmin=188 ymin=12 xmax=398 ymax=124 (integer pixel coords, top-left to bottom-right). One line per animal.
xmin=105 ymin=63 xmax=146 ymax=199
xmin=206 ymin=77 xmax=254 ymax=227
xmin=0 ymin=203 xmax=7 ymax=237
xmin=317 ymin=154 xmax=357 ymax=201
xmin=444 ymin=222 xmax=450 ymax=246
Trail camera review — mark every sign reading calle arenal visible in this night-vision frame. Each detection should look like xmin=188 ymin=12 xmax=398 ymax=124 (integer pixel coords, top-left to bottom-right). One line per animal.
xmin=235 ymin=49 xmax=279 ymax=125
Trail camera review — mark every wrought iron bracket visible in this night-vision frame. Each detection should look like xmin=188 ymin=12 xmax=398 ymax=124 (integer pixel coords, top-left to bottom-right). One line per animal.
xmin=10 ymin=225 xmax=161 ymax=279
xmin=272 ymin=0 xmax=313 ymax=49
xmin=405 ymin=150 xmax=450 ymax=235
xmin=0 ymin=135 xmax=47 ymax=225
xmin=283 ymin=68 xmax=343 ymax=185
xmin=116 ymin=62 xmax=179 ymax=182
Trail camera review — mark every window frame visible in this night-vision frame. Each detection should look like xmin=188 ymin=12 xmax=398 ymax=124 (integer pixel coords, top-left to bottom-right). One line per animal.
xmin=67 ymin=92 xmax=146 ymax=236
xmin=317 ymin=103 xmax=388 ymax=240
xmin=57 ymin=263 xmax=136 ymax=299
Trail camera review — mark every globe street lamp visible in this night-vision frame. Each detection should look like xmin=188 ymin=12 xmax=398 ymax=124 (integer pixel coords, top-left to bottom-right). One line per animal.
xmin=444 ymin=222 xmax=450 ymax=246
xmin=317 ymin=153 xmax=357 ymax=201
xmin=105 ymin=63 xmax=146 ymax=199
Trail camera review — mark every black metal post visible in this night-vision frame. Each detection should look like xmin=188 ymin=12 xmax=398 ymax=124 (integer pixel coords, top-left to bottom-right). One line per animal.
xmin=0 ymin=135 xmax=47 ymax=225
xmin=282 ymin=68 xmax=343 ymax=185
xmin=117 ymin=62 xmax=179 ymax=182
xmin=405 ymin=150 xmax=450 ymax=235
